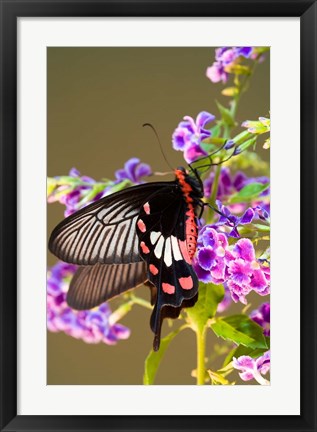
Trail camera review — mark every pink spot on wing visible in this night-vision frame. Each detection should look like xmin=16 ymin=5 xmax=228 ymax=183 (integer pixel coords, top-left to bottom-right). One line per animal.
xmin=140 ymin=241 xmax=150 ymax=254
xmin=178 ymin=240 xmax=192 ymax=264
xmin=162 ymin=283 xmax=175 ymax=294
xmin=179 ymin=276 xmax=193 ymax=290
xmin=143 ymin=202 xmax=150 ymax=215
xmin=149 ymin=264 xmax=159 ymax=275
xmin=137 ymin=219 xmax=146 ymax=233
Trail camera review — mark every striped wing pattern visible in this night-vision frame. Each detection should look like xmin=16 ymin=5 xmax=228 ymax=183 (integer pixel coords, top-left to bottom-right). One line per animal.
xmin=67 ymin=261 xmax=147 ymax=310
xmin=49 ymin=182 xmax=172 ymax=265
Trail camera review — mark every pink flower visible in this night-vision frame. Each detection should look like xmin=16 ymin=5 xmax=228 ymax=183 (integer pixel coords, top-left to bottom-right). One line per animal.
xmin=233 ymin=351 xmax=270 ymax=385
xmin=194 ymin=228 xmax=270 ymax=305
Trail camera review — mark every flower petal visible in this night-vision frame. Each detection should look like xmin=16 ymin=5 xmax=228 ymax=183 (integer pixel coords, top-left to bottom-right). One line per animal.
xmin=196 ymin=111 xmax=215 ymax=128
xmin=183 ymin=142 xmax=208 ymax=163
xmin=197 ymin=247 xmax=216 ymax=271
xmin=240 ymin=208 xmax=255 ymax=224
xmin=234 ymin=238 xmax=255 ymax=262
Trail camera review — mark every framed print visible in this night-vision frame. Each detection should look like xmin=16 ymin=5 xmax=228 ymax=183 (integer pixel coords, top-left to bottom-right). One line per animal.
xmin=0 ymin=1 xmax=316 ymax=431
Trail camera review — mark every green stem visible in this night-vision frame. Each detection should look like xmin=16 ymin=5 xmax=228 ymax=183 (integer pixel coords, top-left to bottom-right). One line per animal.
xmin=209 ymin=165 xmax=221 ymax=208
xmin=196 ymin=327 xmax=207 ymax=385
xmin=130 ymin=295 xmax=153 ymax=310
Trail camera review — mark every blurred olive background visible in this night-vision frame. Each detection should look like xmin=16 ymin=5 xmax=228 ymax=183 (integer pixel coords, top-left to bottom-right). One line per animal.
xmin=47 ymin=47 xmax=269 ymax=385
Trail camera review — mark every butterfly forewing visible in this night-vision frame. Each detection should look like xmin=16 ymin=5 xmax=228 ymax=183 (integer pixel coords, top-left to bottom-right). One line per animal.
xmin=49 ymin=182 xmax=173 ymax=265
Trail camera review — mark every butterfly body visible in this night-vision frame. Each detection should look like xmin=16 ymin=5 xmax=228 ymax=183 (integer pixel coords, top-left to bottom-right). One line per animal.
xmin=49 ymin=167 xmax=204 ymax=350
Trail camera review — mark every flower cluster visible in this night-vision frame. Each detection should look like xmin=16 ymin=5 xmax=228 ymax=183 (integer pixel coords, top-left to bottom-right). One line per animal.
xmin=47 ymin=158 xmax=152 ymax=217
xmin=172 ymin=111 xmax=215 ymax=163
xmin=193 ymin=227 xmax=270 ymax=304
xmin=233 ymin=351 xmax=270 ymax=385
xmin=206 ymin=47 xmax=253 ymax=83
xmin=250 ymin=302 xmax=270 ymax=336
xmin=47 ymin=261 xmax=130 ymax=344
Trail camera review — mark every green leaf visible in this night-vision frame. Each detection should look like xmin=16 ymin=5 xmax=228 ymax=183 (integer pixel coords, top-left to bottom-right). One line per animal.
xmin=210 ymin=122 xmax=222 ymax=138
xmin=216 ymin=101 xmax=235 ymax=127
xmin=143 ymin=327 xmax=183 ymax=385
xmin=186 ymin=283 xmax=224 ymax=332
xmin=210 ymin=315 xmax=268 ymax=350
xmin=223 ymin=344 xmax=268 ymax=367
xmin=229 ymin=182 xmax=269 ymax=203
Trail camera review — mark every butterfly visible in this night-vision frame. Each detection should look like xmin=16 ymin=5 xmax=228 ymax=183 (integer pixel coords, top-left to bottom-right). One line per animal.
xmin=49 ymin=166 xmax=205 ymax=351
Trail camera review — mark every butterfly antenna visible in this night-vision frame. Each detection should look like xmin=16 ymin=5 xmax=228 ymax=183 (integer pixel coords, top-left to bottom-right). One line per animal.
xmin=143 ymin=123 xmax=174 ymax=171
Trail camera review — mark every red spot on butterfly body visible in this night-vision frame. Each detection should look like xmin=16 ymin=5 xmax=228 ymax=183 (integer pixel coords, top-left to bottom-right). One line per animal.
xmin=174 ymin=169 xmax=198 ymax=260
xmin=178 ymin=239 xmax=192 ymax=264
xmin=185 ymin=205 xmax=198 ymax=259
xmin=162 ymin=282 xmax=175 ymax=294
xmin=137 ymin=219 xmax=146 ymax=232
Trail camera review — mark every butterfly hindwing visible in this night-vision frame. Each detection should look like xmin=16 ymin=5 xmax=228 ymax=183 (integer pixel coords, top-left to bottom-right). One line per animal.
xmin=136 ymin=188 xmax=199 ymax=349
xmin=49 ymin=182 xmax=173 ymax=266
xmin=67 ymin=261 xmax=147 ymax=310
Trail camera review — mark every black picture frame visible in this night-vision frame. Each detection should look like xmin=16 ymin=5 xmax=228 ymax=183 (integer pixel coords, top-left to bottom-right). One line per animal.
xmin=0 ymin=0 xmax=316 ymax=431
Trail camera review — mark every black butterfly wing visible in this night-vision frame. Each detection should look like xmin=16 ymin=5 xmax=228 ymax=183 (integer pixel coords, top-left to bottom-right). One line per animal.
xmin=136 ymin=188 xmax=199 ymax=350
xmin=67 ymin=261 xmax=147 ymax=310
xmin=49 ymin=182 xmax=173 ymax=265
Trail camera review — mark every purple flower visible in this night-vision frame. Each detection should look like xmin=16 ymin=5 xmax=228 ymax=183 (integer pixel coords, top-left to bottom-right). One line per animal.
xmin=225 ymin=238 xmax=270 ymax=304
xmin=194 ymin=229 xmax=270 ymax=305
xmin=47 ymin=261 xmax=130 ymax=345
xmin=206 ymin=47 xmax=253 ymax=83
xmin=250 ymin=302 xmax=270 ymax=336
xmin=115 ymin=157 xmax=152 ymax=183
xmin=206 ymin=62 xmax=228 ymax=83
xmin=193 ymin=227 xmax=228 ymax=284
xmin=233 ymin=351 xmax=270 ymax=385
xmin=172 ymin=111 xmax=215 ymax=163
